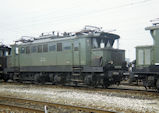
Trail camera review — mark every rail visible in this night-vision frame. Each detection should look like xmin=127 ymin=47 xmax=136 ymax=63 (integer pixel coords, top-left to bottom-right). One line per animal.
xmin=0 ymin=96 xmax=117 ymax=113
xmin=0 ymin=103 xmax=44 ymax=113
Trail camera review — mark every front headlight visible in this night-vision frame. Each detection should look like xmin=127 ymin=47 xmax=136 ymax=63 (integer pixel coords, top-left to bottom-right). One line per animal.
xmin=108 ymin=60 xmax=113 ymax=64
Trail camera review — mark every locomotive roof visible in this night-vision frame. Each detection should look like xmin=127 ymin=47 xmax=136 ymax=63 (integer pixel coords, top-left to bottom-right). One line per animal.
xmin=145 ymin=24 xmax=159 ymax=30
xmin=15 ymin=30 xmax=120 ymax=46
xmin=136 ymin=45 xmax=153 ymax=48
xmin=0 ymin=45 xmax=11 ymax=50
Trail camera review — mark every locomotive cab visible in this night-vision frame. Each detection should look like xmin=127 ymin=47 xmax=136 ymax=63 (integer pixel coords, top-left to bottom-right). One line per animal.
xmin=83 ymin=31 xmax=127 ymax=87
xmin=90 ymin=33 xmax=125 ymax=69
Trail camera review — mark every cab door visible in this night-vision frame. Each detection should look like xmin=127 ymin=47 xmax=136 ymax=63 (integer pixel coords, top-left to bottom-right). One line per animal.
xmin=73 ymin=40 xmax=81 ymax=66
xmin=12 ymin=46 xmax=20 ymax=71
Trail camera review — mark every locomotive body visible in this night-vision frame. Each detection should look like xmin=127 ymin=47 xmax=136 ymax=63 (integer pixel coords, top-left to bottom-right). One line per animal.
xmin=4 ymin=26 xmax=126 ymax=87
xmin=133 ymin=24 xmax=159 ymax=91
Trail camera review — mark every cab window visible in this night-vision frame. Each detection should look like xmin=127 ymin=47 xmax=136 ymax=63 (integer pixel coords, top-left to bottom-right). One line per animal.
xmin=15 ymin=47 xmax=19 ymax=54
xmin=91 ymin=38 xmax=113 ymax=49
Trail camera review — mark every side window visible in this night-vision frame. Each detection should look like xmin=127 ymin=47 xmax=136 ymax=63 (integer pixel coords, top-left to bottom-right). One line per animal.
xmin=26 ymin=46 xmax=30 ymax=54
xmin=20 ymin=47 xmax=25 ymax=54
xmin=63 ymin=42 xmax=71 ymax=50
xmin=145 ymin=49 xmax=151 ymax=65
xmin=43 ymin=44 xmax=48 ymax=52
xmin=31 ymin=46 xmax=37 ymax=53
xmin=138 ymin=49 xmax=144 ymax=65
xmin=38 ymin=45 xmax=42 ymax=53
xmin=57 ymin=43 xmax=62 ymax=51
xmin=74 ymin=41 xmax=79 ymax=51
xmin=49 ymin=45 xmax=56 ymax=51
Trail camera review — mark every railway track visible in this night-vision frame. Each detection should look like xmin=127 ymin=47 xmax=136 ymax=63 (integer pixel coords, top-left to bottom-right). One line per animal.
xmin=0 ymin=82 xmax=158 ymax=113
xmin=1 ymin=81 xmax=159 ymax=96
xmin=0 ymin=96 xmax=116 ymax=113
xmin=0 ymin=103 xmax=44 ymax=113
xmin=1 ymin=81 xmax=159 ymax=98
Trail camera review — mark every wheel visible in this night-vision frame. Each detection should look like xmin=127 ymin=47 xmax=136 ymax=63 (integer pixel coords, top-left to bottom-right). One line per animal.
xmin=3 ymin=74 xmax=9 ymax=82
xmin=156 ymin=78 xmax=159 ymax=92
xmin=143 ymin=77 xmax=148 ymax=91
xmin=102 ymin=83 xmax=109 ymax=89
xmin=91 ymin=81 xmax=98 ymax=88
xmin=103 ymin=77 xmax=109 ymax=88
xmin=34 ymin=73 xmax=40 ymax=84
xmin=39 ymin=75 xmax=45 ymax=84
xmin=74 ymin=81 xmax=78 ymax=87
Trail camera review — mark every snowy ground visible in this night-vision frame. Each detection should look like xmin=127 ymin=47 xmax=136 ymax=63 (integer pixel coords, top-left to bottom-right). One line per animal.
xmin=0 ymin=83 xmax=158 ymax=113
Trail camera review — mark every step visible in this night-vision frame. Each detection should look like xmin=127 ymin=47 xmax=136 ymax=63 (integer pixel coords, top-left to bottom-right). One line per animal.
xmin=72 ymin=73 xmax=81 ymax=76
xmin=71 ymin=79 xmax=83 ymax=82
xmin=73 ymin=67 xmax=82 ymax=70
xmin=72 ymin=66 xmax=83 ymax=70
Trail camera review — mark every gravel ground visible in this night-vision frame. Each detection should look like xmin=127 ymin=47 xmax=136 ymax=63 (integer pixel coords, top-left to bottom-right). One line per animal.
xmin=0 ymin=83 xmax=158 ymax=113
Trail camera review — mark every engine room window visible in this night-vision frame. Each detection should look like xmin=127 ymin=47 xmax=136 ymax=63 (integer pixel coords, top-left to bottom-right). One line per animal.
xmin=26 ymin=46 xmax=30 ymax=54
xmin=31 ymin=46 xmax=37 ymax=53
xmin=49 ymin=45 xmax=56 ymax=51
xmin=20 ymin=47 xmax=25 ymax=54
xmin=63 ymin=42 xmax=71 ymax=50
xmin=64 ymin=46 xmax=71 ymax=50
xmin=38 ymin=45 xmax=42 ymax=53
xmin=74 ymin=41 xmax=79 ymax=51
xmin=43 ymin=44 xmax=48 ymax=52
xmin=57 ymin=43 xmax=62 ymax=51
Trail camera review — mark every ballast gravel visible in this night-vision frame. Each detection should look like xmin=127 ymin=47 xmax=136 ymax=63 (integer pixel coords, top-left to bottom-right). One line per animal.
xmin=0 ymin=83 xmax=158 ymax=113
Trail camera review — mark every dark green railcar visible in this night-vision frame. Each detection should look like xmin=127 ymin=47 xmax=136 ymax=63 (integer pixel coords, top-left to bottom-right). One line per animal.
xmin=4 ymin=26 xmax=127 ymax=87
xmin=0 ymin=45 xmax=10 ymax=80
xmin=133 ymin=24 xmax=159 ymax=91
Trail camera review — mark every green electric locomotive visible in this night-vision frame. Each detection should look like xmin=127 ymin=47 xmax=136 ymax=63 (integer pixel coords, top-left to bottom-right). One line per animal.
xmin=4 ymin=26 xmax=127 ymax=87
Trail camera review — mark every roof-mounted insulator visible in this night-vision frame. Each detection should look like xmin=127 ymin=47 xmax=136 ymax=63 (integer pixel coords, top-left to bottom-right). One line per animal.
xmin=15 ymin=36 xmax=35 ymax=43
xmin=84 ymin=25 xmax=102 ymax=32
xmin=76 ymin=25 xmax=102 ymax=35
